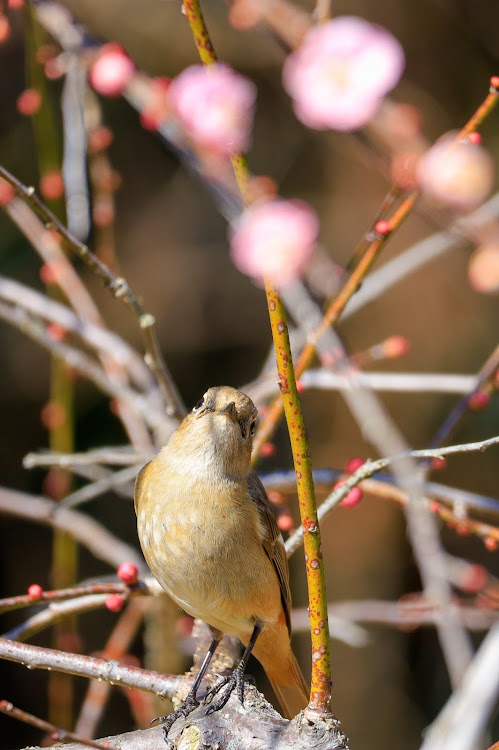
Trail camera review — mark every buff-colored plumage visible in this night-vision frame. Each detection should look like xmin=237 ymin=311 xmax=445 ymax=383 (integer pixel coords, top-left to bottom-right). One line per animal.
xmin=134 ymin=386 xmax=308 ymax=718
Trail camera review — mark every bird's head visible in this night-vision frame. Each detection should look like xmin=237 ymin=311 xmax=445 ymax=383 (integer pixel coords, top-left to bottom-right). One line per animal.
xmin=169 ymin=386 xmax=258 ymax=478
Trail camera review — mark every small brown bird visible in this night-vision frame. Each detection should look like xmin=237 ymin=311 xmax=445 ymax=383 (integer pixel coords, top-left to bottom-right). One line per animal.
xmin=134 ymin=386 xmax=308 ymax=732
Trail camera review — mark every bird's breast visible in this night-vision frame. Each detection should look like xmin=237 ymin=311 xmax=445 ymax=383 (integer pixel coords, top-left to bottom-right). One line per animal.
xmin=136 ymin=469 xmax=280 ymax=633
xmin=138 ymin=475 xmax=254 ymax=551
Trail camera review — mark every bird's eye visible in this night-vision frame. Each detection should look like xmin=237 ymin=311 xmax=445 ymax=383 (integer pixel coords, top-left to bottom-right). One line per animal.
xmin=249 ymin=420 xmax=256 ymax=436
xmin=192 ymin=397 xmax=205 ymax=411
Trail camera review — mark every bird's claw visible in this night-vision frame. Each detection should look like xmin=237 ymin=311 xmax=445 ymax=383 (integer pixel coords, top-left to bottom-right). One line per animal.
xmin=149 ymin=693 xmax=200 ymax=743
xmin=203 ymin=665 xmax=246 ymax=715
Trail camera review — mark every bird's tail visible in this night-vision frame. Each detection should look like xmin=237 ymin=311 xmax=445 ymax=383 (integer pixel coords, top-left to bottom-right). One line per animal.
xmin=265 ymin=649 xmax=309 ymax=719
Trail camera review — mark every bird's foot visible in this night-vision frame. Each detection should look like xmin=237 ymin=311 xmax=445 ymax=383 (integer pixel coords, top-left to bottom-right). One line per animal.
xmin=150 ymin=693 xmax=200 ymax=742
xmin=204 ymin=663 xmax=247 ymax=715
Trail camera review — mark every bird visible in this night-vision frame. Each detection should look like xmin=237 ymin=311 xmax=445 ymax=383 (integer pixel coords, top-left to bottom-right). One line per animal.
xmin=134 ymin=385 xmax=308 ymax=734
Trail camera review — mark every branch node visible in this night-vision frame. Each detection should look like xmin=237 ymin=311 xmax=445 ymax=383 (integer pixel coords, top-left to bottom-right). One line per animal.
xmin=140 ymin=313 xmax=155 ymax=329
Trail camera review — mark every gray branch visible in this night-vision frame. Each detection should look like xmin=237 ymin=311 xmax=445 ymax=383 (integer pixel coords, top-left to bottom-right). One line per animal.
xmin=0 ymin=486 xmax=145 ymax=573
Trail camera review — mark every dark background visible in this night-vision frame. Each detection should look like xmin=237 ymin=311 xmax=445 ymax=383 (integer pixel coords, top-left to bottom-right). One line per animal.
xmin=0 ymin=1 xmax=498 ymax=748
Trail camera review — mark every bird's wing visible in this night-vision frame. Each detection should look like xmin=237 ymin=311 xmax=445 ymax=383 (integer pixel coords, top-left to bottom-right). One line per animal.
xmin=247 ymin=472 xmax=292 ymax=634
xmin=133 ymin=461 xmax=151 ymax=514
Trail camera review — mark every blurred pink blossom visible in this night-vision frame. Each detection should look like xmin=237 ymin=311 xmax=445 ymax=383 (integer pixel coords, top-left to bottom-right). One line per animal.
xmin=230 ymin=199 xmax=319 ymax=285
xmin=468 ymin=242 xmax=499 ymax=294
xmin=282 ymin=16 xmax=404 ymax=131
xmin=89 ymin=44 xmax=135 ymax=97
xmin=417 ymin=133 xmax=495 ymax=211
xmin=167 ymin=64 xmax=256 ymax=155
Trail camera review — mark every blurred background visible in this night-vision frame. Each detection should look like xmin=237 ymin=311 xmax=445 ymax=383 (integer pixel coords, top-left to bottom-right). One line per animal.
xmin=0 ymin=1 xmax=498 ymax=748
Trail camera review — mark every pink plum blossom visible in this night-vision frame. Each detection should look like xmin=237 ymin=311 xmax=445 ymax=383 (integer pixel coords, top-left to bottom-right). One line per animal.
xmin=468 ymin=242 xmax=499 ymax=295
xmin=167 ymin=64 xmax=256 ymax=155
xmin=417 ymin=132 xmax=495 ymax=212
xmin=282 ymin=16 xmax=405 ymax=131
xmin=89 ymin=44 xmax=135 ymax=97
xmin=230 ymin=199 xmax=319 ymax=285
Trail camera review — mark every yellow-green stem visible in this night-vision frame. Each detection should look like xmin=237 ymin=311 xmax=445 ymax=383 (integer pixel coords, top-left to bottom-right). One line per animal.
xmin=182 ymin=0 xmax=331 ymax=712
xmin=182 ymin=0 xmax=217 ymax=65
xmin=26 ymin=8 xmax=76 ymax=727
xmin=266 ymin=285 xmax=331 ymax=712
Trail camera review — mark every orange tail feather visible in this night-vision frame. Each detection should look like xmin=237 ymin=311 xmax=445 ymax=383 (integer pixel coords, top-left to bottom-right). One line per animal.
xmin=265 ymin=649 xmax=309 ymax=719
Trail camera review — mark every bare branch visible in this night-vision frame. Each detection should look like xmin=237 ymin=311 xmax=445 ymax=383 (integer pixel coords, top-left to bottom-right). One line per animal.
xmin=6 ymin=199 xmax=153 ymax=452
xmin=56 ymin=465 xmax=142 ymax=511
xmin=342 ymin=191 xmax=499 ymax=319
xmin=300 ymin=370 xmax=478 ymax=394
xmin=0 ymin=637 xmax=180 ymax=698
xmin=313 ymin=0 xmax=332 ymax=23
xmin=2 ymin=580 xmax=161 ymax=642
xmin=0 ymin=700 xmax=115 ymax=750
xmin=285 ymin=435 xmax=499 ymax=557
xmin=0 ymin=164 xmax=186 ymax=420
xmin=292 ymin=601 xmax=498 ymax=634
xmin=4 ymin=594 xmax=122 ymax=642
xmin=429 ymin=344 xmax=499 ymax=449
xmin=0 ymin=274 xmax=153 ymax=391
xmin=0 ymin=301 xmax=166 ymax=436
xmin=248 ymin=369 xmax=479 ymax=403
xmin=23 ymin=447 xmax=151 ymax=468
xmin=75 ymin=598 xmax=151 ymax=737
xmin=282 ymin=280 xmax=475 ymax=687
xmin=0 ymin=486 xmax=145 ymax=573
xmin=261 ymin=468 xmax=499 ymax=515
xmin=420 ymin=621 xmax=499 ymax=750
xmin=0 ymin=583 xmax=129 ymax=615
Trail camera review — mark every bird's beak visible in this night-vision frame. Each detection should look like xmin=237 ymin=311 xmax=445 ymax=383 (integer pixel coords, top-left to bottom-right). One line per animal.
xmin=218 ymin=401 xmax=237 ymax=422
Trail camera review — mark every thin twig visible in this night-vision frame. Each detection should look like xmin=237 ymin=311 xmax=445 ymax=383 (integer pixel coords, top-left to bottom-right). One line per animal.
xmin=252 ymin=196 xmax=417 ymax=458
xmin=285 ymin=436 xmax=499 ymax=557
xmin=457 ymin=77 xmax=499 ymax=138
xmin=55 ymin=465 xmax=142 ymax=511
xmin=0 ymin=583 xmax=130 ymax=615
xmin=261 ymin=468 xmax=499 ymax=514
xmin=304 ymin=371 xmax=478 ymax=394
xmin=263 ymin=468 xmax=499 ymax=519
xmin=24 ymin=447 xmax=151 ymax=468
xmin=312 ymin=0 xmax=332 ymax=23
xmin=6 ymin=199 xmax=153 ymax=452
xmin=253 ymin=83 xmax=499 ymax=458
xmin=429 ymin=344 xmax=499 ymax=450
xmin=0 ymin=274 xmax=154 ymax=391
xmin=427 ymin=482 xmax=499 ymax=515
xmin=0 ymin=700 xmax=115 ymax=750
xmin=2 ymin=580 xmax=161 ymax=643
xmin=280 ymin=281 xmax=474 ymax=688
xmin=0 ymin=486 xmax=145 ymax=573
xmin=0 ymin=164 xmax=186 ymax=420
xmin=3 ymin=594 xmax=125 ymax=642
xmin=251 ymin=369 xmax=478 ymax=400
xmin=340 ymin=476 xmax=499 ymax=545
xmin=342 ymin=192 xmax=499 ymax=319
xmin=0 ymin=301 xmax=166 ymax=435
xmin=292 ymin=601 xmax=498 ymax=633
